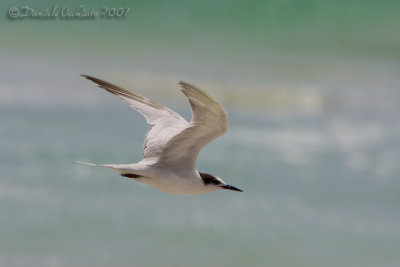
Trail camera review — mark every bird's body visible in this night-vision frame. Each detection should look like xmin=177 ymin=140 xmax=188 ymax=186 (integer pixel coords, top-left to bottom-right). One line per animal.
xmin=78 ymin=75 xmax=242 ymax=195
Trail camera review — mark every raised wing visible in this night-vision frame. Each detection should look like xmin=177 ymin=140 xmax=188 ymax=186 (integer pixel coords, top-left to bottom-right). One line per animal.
xmin=157 ymin=81 xmax=228 ymax=175
xmin=81 ymin=75 xmax=189 ymax=160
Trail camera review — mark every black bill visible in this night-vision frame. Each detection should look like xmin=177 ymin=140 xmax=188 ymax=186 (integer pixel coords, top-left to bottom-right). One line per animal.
xmin=221 ymin=184 xmax=243 ymax=192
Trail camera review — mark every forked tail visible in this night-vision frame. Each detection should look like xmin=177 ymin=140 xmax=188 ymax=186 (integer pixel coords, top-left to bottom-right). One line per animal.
xmin=76 ymin=161 xmax=101 ymax=167
xmin=76 ymin=161 xmax=147 ymax=176
xmin=76 ymin=161 xmax=121 ymax=171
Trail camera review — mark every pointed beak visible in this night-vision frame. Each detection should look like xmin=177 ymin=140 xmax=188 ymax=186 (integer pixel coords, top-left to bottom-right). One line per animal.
xmin=221 ymin=184 xmax=243 ymax=192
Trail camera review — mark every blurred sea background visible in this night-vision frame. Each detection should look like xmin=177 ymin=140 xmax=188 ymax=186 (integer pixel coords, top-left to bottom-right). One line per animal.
xmin=1 ymin=0 xmax=400 ymax=266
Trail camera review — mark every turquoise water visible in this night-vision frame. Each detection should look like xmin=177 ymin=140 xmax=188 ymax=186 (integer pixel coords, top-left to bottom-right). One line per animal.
xmin=1 ymin=100 xmax=400 ymax=266
xmin=1 ymin=0 xmax=400 ymax=265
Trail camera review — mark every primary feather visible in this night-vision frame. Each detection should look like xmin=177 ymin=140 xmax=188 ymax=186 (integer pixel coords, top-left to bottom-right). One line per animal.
xmin=81 ymin=75 xmax=228 ymax=178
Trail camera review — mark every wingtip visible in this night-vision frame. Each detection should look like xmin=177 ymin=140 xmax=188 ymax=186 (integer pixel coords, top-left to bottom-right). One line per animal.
xmin=178 ymin=81 xmax=186 ymax=90
xmin=178 ymin=80 xmax=194 ymax=88
xmin=178 ymin=80 xmax=197 ymax=92
xmin=178 ymin=80 xmax=218 ymax=104
xmin=81 ymin=74 xmax=95 ymax=81
xmin=81 ymin=74 xmax=98 ymax=83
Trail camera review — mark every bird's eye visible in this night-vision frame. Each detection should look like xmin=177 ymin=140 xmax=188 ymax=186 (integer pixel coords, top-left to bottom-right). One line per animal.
xmin=212 ymin=179 xmax=221 ymax=185
xmin=199 ymin=173 xmax=222 ymax=186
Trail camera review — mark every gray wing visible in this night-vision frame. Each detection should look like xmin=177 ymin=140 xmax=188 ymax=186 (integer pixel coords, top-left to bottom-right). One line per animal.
xmin=156 ymin=81 xmax=228 ymax=175
xmin=81 ymin=75 xmax=189 ymax=161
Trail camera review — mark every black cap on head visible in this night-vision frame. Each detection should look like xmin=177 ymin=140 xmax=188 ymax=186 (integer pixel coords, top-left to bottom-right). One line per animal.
xmin=200 ymin=172 xmax=243 ymax=192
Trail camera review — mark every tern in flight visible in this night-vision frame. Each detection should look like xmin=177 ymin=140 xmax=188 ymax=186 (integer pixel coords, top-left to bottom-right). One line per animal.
xmin=78 ymin=75 xmax=242 ymax=195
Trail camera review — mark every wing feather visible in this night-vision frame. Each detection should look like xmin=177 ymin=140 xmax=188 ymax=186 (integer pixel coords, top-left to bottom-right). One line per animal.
xmin=81 ymin=75 xmax=188 ymax=159
xmin=157 ymin=81 xmax=228 ymax=175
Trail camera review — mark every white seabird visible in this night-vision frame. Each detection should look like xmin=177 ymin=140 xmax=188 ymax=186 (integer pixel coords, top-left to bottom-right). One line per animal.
xmin=78 ymin=75 xmax=242 ymax=195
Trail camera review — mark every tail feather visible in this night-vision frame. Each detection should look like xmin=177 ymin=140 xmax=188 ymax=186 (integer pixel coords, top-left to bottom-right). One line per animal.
xmin=76 ymin=161 xmax=145 ymax=175
xmin=76 ymin=161 xmax=115 ymax=169
xmin=76 ymin=161 xmax=100 ymax=166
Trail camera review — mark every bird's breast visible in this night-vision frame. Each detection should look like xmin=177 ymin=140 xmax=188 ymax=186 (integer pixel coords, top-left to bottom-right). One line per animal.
xmin=136 ymin=169 xmax=210 ymax=195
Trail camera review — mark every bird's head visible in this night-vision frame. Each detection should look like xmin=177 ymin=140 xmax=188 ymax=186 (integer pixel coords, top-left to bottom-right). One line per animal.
xmin=199 ymin=172 xmax=243 ymax=192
